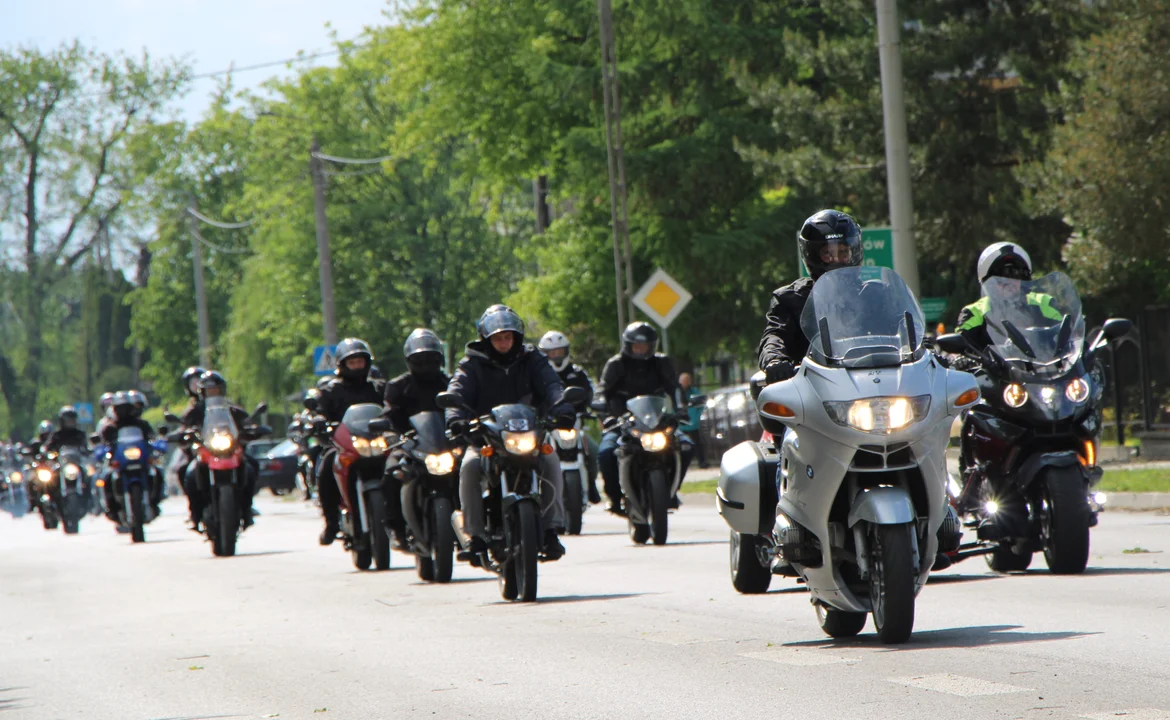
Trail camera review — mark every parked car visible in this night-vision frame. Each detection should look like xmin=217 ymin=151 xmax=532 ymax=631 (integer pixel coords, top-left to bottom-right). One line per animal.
xmin=248 ymin=439 xmax=298 ymax=495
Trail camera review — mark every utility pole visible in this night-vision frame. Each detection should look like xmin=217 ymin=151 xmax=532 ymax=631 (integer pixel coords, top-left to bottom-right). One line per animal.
xmin=875 ymin=0 xmax=921 ymax=296
xmin=309 ymin=137 xmax=339 ymax=346
xmin=534 ymin=175 xmax=550 ymax=234
xmin=598 ymin=0 xmax=636 ymax=335
xmin=187 ymin=196 xmax=212 ymax=368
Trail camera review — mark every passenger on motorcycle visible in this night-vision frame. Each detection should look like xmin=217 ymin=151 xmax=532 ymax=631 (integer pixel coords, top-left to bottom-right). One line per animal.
xmin=446 ymin=305 xmax=573 ymax=560
xmin=181 ymin=372 xmax=259 ymax=530
xmin=382 ymin=328 xmax=451 ymax=548
xmin=757 ymin=209 xmax=865 ymax=381
xmin=315 ymin=338 xmax=386 ymax=545
xmin=597 ymin=321 xmax=692 ymax=515
xmin=538 ymin=330 xmax=601 ymax=504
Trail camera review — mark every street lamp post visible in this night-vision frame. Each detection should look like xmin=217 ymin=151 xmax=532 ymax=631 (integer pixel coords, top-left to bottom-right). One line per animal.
xmin=309 ymin=137 xmax=339 ymax=347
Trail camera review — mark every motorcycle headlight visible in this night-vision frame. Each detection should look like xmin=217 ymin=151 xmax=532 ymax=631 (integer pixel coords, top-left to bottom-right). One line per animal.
xmin=123 ymin=447 xmax=143 ymax=461
xmin=10 ymin=472 xmax=22 ymax=484
xmin=36 ymin=467 xmax=53 ymax=484
xmin=424 ymin=452 xmax=456 ymax=475
xmin=208 ymin=433 xmax=234 ymax=453
xmin=502 ymin=431 xmax=538 ymax=455
xmin=555 ymin=428 xmax=578 ymax=443
xmin=63 ymin=464 xmax=81 ymax=481
xmin=1003 ymin=383 xmax=1028 ymax=408
xmin=1065 ymin=377 xmax=1090 ymax=403
xmin=352 ymin=437 xmax=372 ymax=457
xmin=370 ymin=436 xmax=389 ymax=454
xmin=823 ymin=395 xmax=931 ymax=434
xmin=639 ymin=432 xmax=670 ymax=452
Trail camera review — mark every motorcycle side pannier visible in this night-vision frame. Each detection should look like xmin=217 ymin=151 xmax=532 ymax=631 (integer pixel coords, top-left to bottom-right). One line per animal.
xmin=717 ymin=440 xmax=779 ymax=536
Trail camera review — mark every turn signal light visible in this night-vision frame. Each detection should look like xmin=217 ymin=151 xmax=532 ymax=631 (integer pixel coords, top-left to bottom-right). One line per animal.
xmin=95 ymin=479 xmax=105 ymax=488
xmin=480 ymin=446 xmax=494 ymax=457
xmin=1081 ymin=440 xmax=1096 ymax=467
xmin=541 ymin=444 xmax=555 ymax=455
xmin=761 ymin=402 xmax=795 ymax=418
xmin=954 ymin=389 xmax=980 ymax=407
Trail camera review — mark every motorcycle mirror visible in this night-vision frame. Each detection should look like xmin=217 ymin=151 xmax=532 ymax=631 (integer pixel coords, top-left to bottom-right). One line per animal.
xmin=934 ymin=333 xmax=970 ymax=355
xmin=157 ymin=424 xmax=170 ymax=435
xmin=589 ymin=398 xmax=607 ymax=413
xmin=435 ymin=392 xmax=463 ymax=410
xmin=1102 ymin=318 xmax=1132 ymax=341
xmin=690 ymin=394 xmax=708 ymax=407
xmin=252 ymin=402 xmax=269 ymax=417
xmin=749 ymin=370 xmax=767 ymax=401
xmin=561 ymin=386 xmax=588 ymax=406
xmin=164 ymin=412 xmax=183 ymax=425
xmin=368 ymin=418 xmax=391 ymax=434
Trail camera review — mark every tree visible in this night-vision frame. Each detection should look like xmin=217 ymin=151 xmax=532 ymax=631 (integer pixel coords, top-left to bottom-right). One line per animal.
xmin=0 ymin=42 xmax=186 ymax=432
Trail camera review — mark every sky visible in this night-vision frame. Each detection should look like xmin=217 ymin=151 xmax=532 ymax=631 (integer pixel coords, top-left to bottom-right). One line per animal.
xmin=0 ymin=0 xmax=391 ymax=120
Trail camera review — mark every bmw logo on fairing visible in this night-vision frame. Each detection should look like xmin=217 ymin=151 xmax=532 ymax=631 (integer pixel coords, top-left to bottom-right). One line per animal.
xmin=806 ymin=465 xmax=814 ymax=479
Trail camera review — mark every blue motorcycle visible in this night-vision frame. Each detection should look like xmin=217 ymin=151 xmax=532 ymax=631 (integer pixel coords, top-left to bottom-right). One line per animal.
xmin=108 ymin=427 xmax=157 ymax=543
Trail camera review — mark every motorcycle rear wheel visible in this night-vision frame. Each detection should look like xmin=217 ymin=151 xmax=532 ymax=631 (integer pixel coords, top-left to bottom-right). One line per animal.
xmin=564 ymin=470 xmax=584 ymax=536
xmin=129 ymin=485 xmax=146 ymax=543
xmin=817 ymin=603 xmax=867 ymax=638
xmin=730 ymin=531 xmax=772 ymax=594
xmin=986 ymin=543 xmax=1032 ymax=573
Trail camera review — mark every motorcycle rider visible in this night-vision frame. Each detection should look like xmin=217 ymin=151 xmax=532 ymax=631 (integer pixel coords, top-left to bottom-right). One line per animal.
xmin=45 ymin=406 xmax=89 ymax=452
xmin=538 ymin=330 xmax=601 ymax=504
xmin=597 ymin=321 xmax=692 ymax=514
xmin=955 ymin=242 xmax=1061 ymax=354
xmin=446 ymin=304 xmax=573 ymax=560
xmin=100 ymin=392 xmax=158 ymax=519
xmin=173 ymin=367 xmax=206 ymax=525
xmin=181 ymin=371 xmax=259 ymax=529
xmin=382 ymin=328 xmax=451 ymax=548
xmin=758 ymin=209 xmax=865 ymax=382
xmin=315 ymin=338 xmax=386 ymax=545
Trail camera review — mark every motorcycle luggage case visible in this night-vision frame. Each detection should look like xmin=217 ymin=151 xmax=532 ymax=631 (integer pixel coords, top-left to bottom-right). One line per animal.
xmin=717 ymin=440 xmax=780 ymax=535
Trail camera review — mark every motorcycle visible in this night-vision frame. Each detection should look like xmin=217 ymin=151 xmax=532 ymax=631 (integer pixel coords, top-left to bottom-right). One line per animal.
xmin=0 ymin=465 xmax=27 ymax=518
xmin=439 ymin=386 xmax=587 ymax=602
xmin=167 ymin=399 xmax=270 ymax=556
xmin=106 ymin=426 xmax=160 ymax=542
xmin=935 ymin=271 xmax=1130 ymax=574
xmin=375 ymin=411 xmax=462 ymax=582
xmin=24 ymin=450 xmax=60 ymax=530
xmin=51 ymin=446 xmax=89 ymax=534
xmin=718 ymin=266 xmax=979 ymax=643
xmin=289 ymin=415 xmax=322 ymax=502
xmin=552 ymin=412 xmax=594 ymax=536
xmin=608 ymin=394 xmax=702 ymax=546
xmin=329 ymin=403 xmax=393 ymax=571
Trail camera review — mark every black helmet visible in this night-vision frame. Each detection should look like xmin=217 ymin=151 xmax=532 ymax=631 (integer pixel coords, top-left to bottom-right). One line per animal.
xmin=58 ymin=406 xmax=79 ymax=430
xmin=302 ymin=388 xmax=321 ymax=412
xmin=111 ymin=391 xmax=135 ymax=422
xmin=404 ymin=328 xmax=444 ymax=378
xmin=181 ymin=366 xmax=207 ymax=398
xmin=798 ymin=209 xmax=864 ymax=279
xmin=977 ymin=242 xmax=1033 ymax=283
xmin=621 ymin=321 xmax=659 ymax=360
xmin=198 ymin=370 xmax=228 ymax=398
xmin=37 ymin=420 xmax=54 ymax=439
xmin=476 ymin=304 xmax=524 ymax=341
xmin=335 ymin=338 xmax=373 ymax=383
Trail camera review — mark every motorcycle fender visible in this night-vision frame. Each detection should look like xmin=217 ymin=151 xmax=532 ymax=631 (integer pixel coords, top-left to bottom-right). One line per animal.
xmin=1015 ymin=450 xmax=1084 ymax=491
xmin=848 ymin=486 xmax=916 ymax=527
xmin=208 ymin=456 xmax=239 ymax=471
xmin=499 ymin=492 xmax=531 ymax=513
xmin=361 ymin=476 xmax=385 ymax=492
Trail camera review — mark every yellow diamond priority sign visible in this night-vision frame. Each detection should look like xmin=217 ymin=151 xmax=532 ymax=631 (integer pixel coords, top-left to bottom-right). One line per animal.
xmin=632 ymin=268 xmax=692 ymax=328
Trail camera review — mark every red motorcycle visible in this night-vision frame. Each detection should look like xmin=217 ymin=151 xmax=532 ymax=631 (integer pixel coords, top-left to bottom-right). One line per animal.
xmin=329 ymin=403 xmax=393 ymax=571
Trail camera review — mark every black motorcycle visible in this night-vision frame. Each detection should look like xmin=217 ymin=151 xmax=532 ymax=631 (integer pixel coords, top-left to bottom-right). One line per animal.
xmin=438 ymin=387 xmax=586 ymax=602
xmin=51 ymin=445 xmax=90 ymax=534
xmin=936 ymin=271 xmax=1131 ymax=574
xmin=607 ymin=394 xmax=702 ymax=546
xmin=375 ymin=411 xmax=462 ymax=583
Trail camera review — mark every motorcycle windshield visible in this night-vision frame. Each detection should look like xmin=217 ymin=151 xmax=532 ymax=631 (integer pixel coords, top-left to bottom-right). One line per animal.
xmin=203 ymin=396 xmax=239 ymax=440
xmin=409 ymin=412 xmax=450 ymax=453
xmin=627 ymin=395 xmax=667 ymax=432
xmin=117 ymin=426 xmax=146 ymax=444
xmin=491 ymin=404 xmax=537 ymax=432
xmin=341 ymin=403 xmax=383 ymax=438
xmin=800 ymin=266 xmax=925 ymax=369
xmin=982 ymin=271 xmax=1084 ymax=379
xmin=58 ymin=447 xmax=84 ymax=463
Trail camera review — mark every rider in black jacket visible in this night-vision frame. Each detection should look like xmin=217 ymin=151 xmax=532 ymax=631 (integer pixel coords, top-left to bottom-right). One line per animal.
xmin=446 ymin=305 xmax=574 ymax=560
xmin=316 ymin=338 xmax=386 ymax=545
xmin=181 ymin=372 xmax=259 ymax=530
xmin=382 ymin=328 xmax=451 ymax=548
xmin=596 ymin=321 xmax=691 ymax=513
xmin=538 ymin=330 xmax=601 ymax=504
xmin=45 ymin=406 xmax=90 ymax=452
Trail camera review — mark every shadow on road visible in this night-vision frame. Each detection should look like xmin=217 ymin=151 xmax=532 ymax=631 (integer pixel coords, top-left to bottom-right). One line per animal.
xmin=783 ymin=624 xmax=1098 ymax=650
xmin=524 ymin=592 xmax=648 ymax=606
xmin=0 ymin=687 xmax=32 ymax=713
xmin=141 ymin=538 xmax=185 ymax=544
xmin=651 ymin=540 xmax=727 ymax=547
xmin=927 ymin=572 xmax=1004 ymax=585
xmin=1073 ymin=566 xmax=1170 ymax=577
xmin=228 ymin=550 xmax=297 ymax=558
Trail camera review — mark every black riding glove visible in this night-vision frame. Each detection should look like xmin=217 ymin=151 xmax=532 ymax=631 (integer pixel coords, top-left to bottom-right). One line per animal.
xmin=764 ymin=360 xmax=796 ymax=384
xmin=447 ymin=419 xmax=471 ymax=437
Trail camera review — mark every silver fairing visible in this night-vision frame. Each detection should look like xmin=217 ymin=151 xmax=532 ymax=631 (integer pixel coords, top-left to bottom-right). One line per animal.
xmin=757 ymin=352 xmax=976 ymax=613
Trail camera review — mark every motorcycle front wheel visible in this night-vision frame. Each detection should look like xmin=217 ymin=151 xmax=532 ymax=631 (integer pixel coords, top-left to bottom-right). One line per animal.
xmin=869 ymin=523 xmax=917 ymax=644
xmin=129 ymin=485 xmax=146 ymax=543
xmin=213 ymin=478 xmax=239 ymax=557
xmin=1040 ymin=466 xmax=1090 ymax=575
xmin=430 ymin=496 xmax=455 ymax=583
xmin=367 ymin=489 xmax=391 ymax=571
xmin=563 ymin=470 xmax=584 ymax=536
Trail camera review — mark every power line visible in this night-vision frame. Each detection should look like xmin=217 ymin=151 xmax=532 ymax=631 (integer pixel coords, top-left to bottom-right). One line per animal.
xmin=311 ymin=151 xmax=392 ymax=165
xmin=189 ymin=223 xmax=250 ymax=255
xmin=186 ymin=207 xmax=253 ymax=229
xmin=189 ymin=47 xmax=350 ymax=82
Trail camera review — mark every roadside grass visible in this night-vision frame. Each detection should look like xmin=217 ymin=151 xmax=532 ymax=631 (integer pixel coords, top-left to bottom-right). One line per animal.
xmin=1099 ymin=469 xmax=1170 ymax=493
xmin=682 ymin=469 xmax=1170 ymax=494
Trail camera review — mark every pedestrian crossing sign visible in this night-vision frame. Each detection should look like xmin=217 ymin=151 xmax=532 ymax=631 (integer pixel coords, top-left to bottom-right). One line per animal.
xmin=313 ymin=345 xmax=338 ymax=376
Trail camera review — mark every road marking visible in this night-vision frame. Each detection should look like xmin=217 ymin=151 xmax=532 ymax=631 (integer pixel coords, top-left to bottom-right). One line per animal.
xmin=640 ymin=631 xmax=722 ymax=646
xmin=889 ymin=673 xmax=1030 ymax=697
xmin=740 ymin=648 xmax=859 ymax=666
xmin=1082 ymin=711 xmax=1170 ymax=720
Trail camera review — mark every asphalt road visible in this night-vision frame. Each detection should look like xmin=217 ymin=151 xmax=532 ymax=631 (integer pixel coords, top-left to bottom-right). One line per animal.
xmin=2 ymin=495 xmax=1170 ymax=720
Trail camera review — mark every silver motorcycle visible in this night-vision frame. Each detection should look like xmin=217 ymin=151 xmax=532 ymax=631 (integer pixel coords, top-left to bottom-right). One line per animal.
xmin=719 ymin=266 xmax=979 ymax=643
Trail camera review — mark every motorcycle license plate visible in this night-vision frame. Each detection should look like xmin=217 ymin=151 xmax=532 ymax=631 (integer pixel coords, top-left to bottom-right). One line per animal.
xmin=124 ymin=464 xmax=142 ymax=471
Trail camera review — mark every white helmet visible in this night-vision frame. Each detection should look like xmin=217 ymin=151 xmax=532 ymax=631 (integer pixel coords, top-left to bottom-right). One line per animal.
xmin=538 ymin=331 xmax=571 ymax=372
xmin=977 ymin=242 xmax=1033 ymax=283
